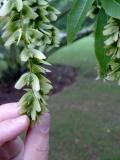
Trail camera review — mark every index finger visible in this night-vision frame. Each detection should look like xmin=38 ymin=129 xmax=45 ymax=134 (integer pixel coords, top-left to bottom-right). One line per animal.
xmin=0 ymin=103 xmax=20 ymax=122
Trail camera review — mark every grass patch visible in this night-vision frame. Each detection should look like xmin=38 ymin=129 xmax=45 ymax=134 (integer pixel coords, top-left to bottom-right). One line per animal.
xmin=48 ymin=36 xmax=96 ymax=74
xmin=48 ymin=37 xmax=120 ymax=160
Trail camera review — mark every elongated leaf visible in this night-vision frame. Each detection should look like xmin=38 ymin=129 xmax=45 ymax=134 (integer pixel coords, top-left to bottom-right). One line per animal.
xmin=100 ymin=0 xmax=120 ymax=19
xmin=115 ymin=0 xmax=120 ymax=3
xmin=95 ymin=9 xmax=110 ymax=77
xmin=67 ymin=0 xmax=94 ymax=43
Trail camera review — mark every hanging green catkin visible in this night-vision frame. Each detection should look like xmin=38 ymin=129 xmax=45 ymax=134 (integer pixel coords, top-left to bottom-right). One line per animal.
xmin=0 ymin=0 xmax=60 ymax=122
xmin=103 ymin=18 xmax=120 ymax=85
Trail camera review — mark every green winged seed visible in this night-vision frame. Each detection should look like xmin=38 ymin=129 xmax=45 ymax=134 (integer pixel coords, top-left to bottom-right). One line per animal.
xmin=32 ymin=49 xmax=46 ymax=60
xmin=31 ymin=107 xmax=37 ymax=121
xmin=117 ymin=39 xmax=120 ymax=48
xmin=21 ymin=48 xmax=46 ymax=62
xmin=16 ymin=0 xmax=23 ymax=12
xmin=44 ymin=36 xmax=51 ymax=44
xmin=15 ymin=72 xmax=30 ymax=90
xmin=27 ymin=29 xmax=43 ymax=39
xmin=103 ymin=26 xmax=119 ymax=36
xmin=107 ymin=48 xmax=116 ymax=56
xmin=2 ymin=30 xmax=11 ymax=39
xmin=0 ymin=0 xmax=13 ymax=16
xmin=49 ymin=13 xmax=57 ymax=21
xmin=5 ymin=29 xmax=22 ymax=47
xmin=104 ymin=23 xmax=117 ymax=29
xmin=21 ymin=48 xmax=30 ymax=62
xmin=32 ymin=64 xmax=49 ymax=74
xmin=116 ymin=49 xmax=120 ymax=58
xmin=22 ymin=4 xmax=38 ymax=20
xmin=40 ymin=60 xmax=52 ymax=66
xmin=41 ymin=83 xmax=53 ymax=94
xmin=106 ymin=75 xmax=115 ymax=81
xmin=113 ymin=32 xmax=119 ymax=42
xmin=104 ymin=37 xmax=115 ymax=46
xmin=34 ymin=91 xmax=40 ymax=100
xmin=38 ymin=0 xmax=48 ymax=6
xmin=19 ymin=91 xmax=33 ymax=108
xmin=51 ymin=7 xmax=61 ymax=15
xmin=40 ymin=75 xmax=51 ymax=83
xmin=3 ymin=21 xmax=19 ymax=33
xmin=31 ymin=73 xmax=40 ymax=91
xmin=4 ymin=33 xmax=16 ymax=47
xmin=33 ymin=98 xmax=41 ymax=112
xmin=41 ymin=24 xmax=53 ymax=30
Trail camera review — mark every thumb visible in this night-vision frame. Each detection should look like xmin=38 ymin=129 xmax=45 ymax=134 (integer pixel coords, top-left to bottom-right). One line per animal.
xmin=23 ymin=113 xmax=50 ymax=160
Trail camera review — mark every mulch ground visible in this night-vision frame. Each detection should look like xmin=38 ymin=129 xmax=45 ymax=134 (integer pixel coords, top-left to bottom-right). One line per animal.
xmin=0 ymin=64 xmax=79 ymax=105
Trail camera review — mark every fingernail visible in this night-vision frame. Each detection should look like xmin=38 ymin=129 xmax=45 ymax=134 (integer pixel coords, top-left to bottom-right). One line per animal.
xmin=34 ymin=113 xmax=50 ymax=134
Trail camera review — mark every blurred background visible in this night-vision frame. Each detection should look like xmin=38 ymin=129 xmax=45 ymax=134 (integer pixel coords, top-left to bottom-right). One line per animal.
xmin=1 ymin=0 xmax=120 ymax=160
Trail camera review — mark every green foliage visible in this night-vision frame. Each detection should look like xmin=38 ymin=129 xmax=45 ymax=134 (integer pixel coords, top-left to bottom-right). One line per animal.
xmin=103 ymin=18 xmax=120 ymax=84
xmin=67 ymin=0 xmax=94 ymax=43
xmin=67 ymin=0 xmax=120 ymax=84
xmin=100 ymin=0 xmax=120 ymax=19
xmin=0 ymin=0 xmax=59 ymax=122
xmin=95 ymin=9 xmax=110 ymax=78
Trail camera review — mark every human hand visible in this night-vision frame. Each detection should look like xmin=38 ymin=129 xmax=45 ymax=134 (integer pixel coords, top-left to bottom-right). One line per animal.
xmin=0 ymin=102 xmax=50 ymax=160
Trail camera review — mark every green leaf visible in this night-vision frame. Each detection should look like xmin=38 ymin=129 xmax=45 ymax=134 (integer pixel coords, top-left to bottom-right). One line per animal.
xmin=16 ymin=0 xmax=23 ymax=12
xmin=100 ymin=0 xmax=120 ymax=19
xmin=95 ymin=9 xmax=110 ymax=78
xmin=67 ymin=0 xmax=94 ymax=43
xmin=115 ymin=0 xmax=120 ymax=3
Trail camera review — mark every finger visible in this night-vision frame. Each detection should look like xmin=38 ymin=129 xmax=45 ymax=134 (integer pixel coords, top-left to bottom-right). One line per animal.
xmin=23 ymin=113 xmax=50 ymax=160
xmin=0 ymin=103 xmax=20 ymax=122
xmin=3 ymin=137 xmax=24 ymax=159
xmin=0 ymin=115 xmax=29 ymax=146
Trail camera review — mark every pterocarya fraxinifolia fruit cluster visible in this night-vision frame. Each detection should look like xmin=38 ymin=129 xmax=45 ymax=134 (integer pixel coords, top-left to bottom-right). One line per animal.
xmin=0 ymin=0 xmax=60 ymax=122
xmin=103 ymin=18 xmax=120 ymax=84
xmin=87 ymin=1 xmax=120 ymax=85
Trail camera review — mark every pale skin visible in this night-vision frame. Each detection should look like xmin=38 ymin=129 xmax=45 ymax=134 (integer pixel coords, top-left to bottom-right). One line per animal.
xmin=0 ymin=102 xmax=50 ymax=160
